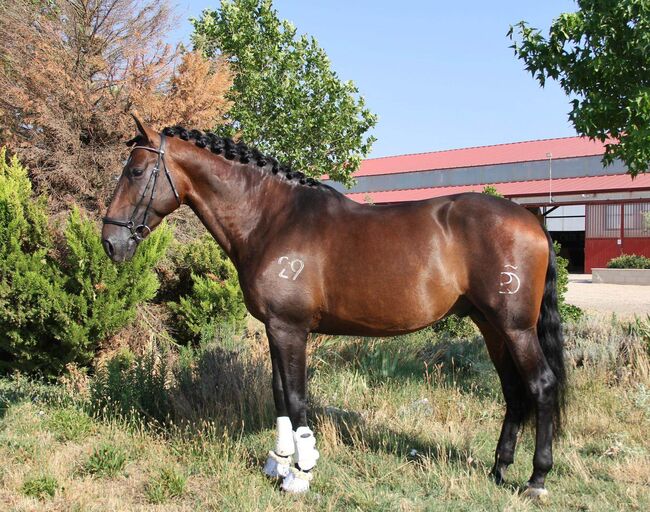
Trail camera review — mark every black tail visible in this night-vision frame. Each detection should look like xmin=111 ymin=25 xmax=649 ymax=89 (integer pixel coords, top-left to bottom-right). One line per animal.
xmin=536 ymin=230 xmax=567 ymax=434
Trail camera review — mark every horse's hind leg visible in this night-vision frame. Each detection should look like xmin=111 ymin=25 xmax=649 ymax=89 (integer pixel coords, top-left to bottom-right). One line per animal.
xmin=502 ymin=327 xmax=558 ymax=499
xmin=472 ymin=315 xmax=529 ymax=484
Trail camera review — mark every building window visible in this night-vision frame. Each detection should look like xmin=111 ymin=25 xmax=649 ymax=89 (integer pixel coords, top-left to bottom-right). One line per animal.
xmin=623 ymin=202 xmax=650 ymax=238
xmin=604 ymin=204 xmax=621 ymax=233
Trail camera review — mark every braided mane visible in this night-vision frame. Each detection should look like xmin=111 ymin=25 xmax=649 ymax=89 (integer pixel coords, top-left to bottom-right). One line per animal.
xmin=161 ymin=126 xmax=320 ymax=187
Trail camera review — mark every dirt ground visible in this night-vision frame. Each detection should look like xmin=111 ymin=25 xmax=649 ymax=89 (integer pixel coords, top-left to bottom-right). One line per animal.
xmin=566 ymin=274 xmax=650 ymax=316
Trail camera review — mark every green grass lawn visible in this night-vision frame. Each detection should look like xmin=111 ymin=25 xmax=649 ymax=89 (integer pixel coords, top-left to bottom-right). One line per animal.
xmin=0 ymin=316 xmax=648 ymax=511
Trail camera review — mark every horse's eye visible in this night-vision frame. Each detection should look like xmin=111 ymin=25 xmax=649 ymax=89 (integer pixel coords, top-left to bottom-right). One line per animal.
xmin=131 ymin=168 xmax=145 ymax=177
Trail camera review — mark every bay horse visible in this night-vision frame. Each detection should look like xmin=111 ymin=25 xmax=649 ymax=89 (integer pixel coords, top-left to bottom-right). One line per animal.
xmin=102 ymin=117 xmax=566 ymax=498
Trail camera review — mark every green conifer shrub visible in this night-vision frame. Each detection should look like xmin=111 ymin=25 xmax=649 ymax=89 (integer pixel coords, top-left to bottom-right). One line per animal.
xmin=0 ymin=149 xmax=171 ymax=376
xmin=168 ymin=235 xmax=246 ymax=344
xmin=554 ymin=241 xmax=583 ymax=323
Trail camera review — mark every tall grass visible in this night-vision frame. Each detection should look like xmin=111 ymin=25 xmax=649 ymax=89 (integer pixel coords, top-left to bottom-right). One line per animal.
xmin=0 ymin=314 xmax=648 ymax=510
xmin=564 ymin=314 xmax=650 ymax=382
xmin=89 ymin=322 xmax=274 ymax=433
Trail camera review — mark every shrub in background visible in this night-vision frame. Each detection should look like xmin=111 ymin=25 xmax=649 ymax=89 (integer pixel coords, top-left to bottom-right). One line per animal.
xmin=554 ymin=241 xmax=583 ymax=323
xmin=607 ymin=253 xmax=650 ymax=269
xmin=0 ymin=149 xmax=171 ymax=376
xmin=0 ymin=150 xmax=70 ymax=374
xmin=432 ymin=315 xmax=476 ymax=340
xmin=64 ymin=208 xmax=172 ymax=343
xmin=167 ymin=235 xmax=246 ymax=344
xmin=481 ymin=185 xmax=503 ymax=197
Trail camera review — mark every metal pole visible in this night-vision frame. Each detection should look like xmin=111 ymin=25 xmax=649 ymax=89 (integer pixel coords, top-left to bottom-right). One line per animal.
xmin=546 ymin=152 xmax=553 ymax=204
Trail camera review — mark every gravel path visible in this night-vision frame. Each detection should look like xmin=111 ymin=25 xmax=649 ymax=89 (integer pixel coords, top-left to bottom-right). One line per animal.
xmin=566 ymin=274 xmax=650 ymax=316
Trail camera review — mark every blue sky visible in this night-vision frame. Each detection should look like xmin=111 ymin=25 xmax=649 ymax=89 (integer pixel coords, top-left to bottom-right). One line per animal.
xmin=170 ymin=1 xmax=578 ymax=159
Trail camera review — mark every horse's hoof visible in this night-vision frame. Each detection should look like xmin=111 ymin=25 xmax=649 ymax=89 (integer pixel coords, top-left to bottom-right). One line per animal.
xmin=490 ymin=466 xmax=506 ymax=485
xmin=522 ymin=485 xmax=549 ymax=503
xmin=281 ymin=467 xmax=312 ymax=493
xmin=263 ymin=451 xmax=292 ymax=479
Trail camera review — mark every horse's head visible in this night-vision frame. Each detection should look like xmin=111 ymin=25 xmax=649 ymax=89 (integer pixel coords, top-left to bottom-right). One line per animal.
xmin=102 ymin=116 xmax=183 ymax=262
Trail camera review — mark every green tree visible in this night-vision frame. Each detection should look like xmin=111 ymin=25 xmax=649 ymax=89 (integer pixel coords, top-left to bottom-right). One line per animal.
xmin=509 ymin=0 xmax=650 ymax=176
xmin=482 ymin=185 xmax=503 ymax=198
xmin=191 ymin=0 xmax=377 ymax=186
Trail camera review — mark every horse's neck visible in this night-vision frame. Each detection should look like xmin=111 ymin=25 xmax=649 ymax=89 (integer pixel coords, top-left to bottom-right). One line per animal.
xmin=185 ymin=158 xmax=293 ymax=266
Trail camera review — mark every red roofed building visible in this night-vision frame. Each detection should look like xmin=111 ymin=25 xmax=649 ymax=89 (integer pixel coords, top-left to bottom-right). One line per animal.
xmin=322 ymin=137 xmax=650 ymax=272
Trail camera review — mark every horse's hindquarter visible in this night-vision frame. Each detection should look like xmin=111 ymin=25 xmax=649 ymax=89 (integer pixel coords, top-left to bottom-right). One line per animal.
xmin=448 ymin=193 xmax=550 ymax=329
xmin=315 ymin=198 xmax=463 ymax=335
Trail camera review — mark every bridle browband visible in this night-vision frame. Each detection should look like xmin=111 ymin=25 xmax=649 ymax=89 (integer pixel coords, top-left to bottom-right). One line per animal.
xmin=103 ymin=134 xmax=180 ymax=242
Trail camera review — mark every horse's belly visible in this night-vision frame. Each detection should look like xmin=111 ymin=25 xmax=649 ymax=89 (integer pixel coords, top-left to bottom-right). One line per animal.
xmin=315 ymin=286 xmax=454 ymax=336
xmin=314 ymin=315 xmax=434 ymax=337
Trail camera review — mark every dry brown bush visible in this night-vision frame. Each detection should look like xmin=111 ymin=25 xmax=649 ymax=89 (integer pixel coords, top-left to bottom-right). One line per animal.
xmin=0 ymin=0 xmax=232 ymax=214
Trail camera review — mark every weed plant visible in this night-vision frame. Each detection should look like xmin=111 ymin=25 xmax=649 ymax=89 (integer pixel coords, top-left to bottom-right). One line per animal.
xmin=21 ymin=474 xmax=59 ymax=500
xmin=145 ymin=466 xmax=187 ymax=504
xmin=83 ymin=443 xmax=128 ymax=478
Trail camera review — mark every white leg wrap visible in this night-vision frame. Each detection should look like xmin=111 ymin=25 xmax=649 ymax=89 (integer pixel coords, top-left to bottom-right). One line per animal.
xmin=263 ymin=450 xmax=292 ymax=478
xmin=523 ymin=485 xmax=549 ymax=502
xmin=263 ymin=417 xmax=295 ymax=479
xmin=275 ymin=416 xmax=295 ymax=456
xmin=293 ymin=426 xmax=319 ymax=471
xmin=281 ymin=467 xmax=313 ymax=494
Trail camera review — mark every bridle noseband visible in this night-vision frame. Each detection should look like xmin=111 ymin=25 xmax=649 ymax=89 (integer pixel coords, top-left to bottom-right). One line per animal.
xmin=103 ymin=134 xmax=180 ymax=242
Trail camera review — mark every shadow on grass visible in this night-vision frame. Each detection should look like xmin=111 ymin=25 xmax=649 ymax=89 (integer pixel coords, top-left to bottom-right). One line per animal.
xmin=309 ymin=401 xmax=493 ymax=474
xmin=90 ymin=342 xmax=275 ymax=435
xmin=0 ymin=375 xmax=73 ymax=421
xmin=312 ymin=332 xmax=499 ymax=398
xmin=301 ymin=404 xmax=537 ymax=494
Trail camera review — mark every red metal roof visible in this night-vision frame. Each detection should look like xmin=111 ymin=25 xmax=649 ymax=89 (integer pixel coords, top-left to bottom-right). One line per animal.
xmin=347 ymin=173 xmax=650 ymax=204
xmin=357 ymin=136 xmax=607 ymax=177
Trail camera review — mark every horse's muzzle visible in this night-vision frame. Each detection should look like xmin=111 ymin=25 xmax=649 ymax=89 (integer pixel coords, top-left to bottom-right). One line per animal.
xmin=102 ymin=236 xmax=137 ymax=262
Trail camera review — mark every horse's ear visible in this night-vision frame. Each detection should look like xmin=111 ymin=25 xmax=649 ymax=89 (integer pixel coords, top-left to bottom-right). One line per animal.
xmin=130 ymin=113 xmax=159 ymax=145
xmin=125 ymin=135 xmax=141 ymax=147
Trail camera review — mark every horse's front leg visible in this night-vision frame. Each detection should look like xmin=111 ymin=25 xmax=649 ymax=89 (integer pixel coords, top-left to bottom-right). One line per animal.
xmin=262 ymin=343 xmax=294 ymax=479
xmin=263 ymin=318 xmax=318 ymax=493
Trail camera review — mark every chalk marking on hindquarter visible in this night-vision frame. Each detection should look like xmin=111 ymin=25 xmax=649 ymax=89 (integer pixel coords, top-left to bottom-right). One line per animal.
xmin=499 ymin=264 xmax=521 ymax=294
xmin=278 ymin=256 xmax=305 ymax=281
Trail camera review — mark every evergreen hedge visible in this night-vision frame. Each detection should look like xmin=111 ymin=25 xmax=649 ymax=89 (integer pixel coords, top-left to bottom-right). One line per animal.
xmin=0 ymin=149 xmax=171 ymax=376
xmin=167 ymin=235 xmax=246 ymax=344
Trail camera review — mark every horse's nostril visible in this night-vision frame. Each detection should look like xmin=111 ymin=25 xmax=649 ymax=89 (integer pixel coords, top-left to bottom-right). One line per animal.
xmin=103 ymin=239 xmax=114 ymax=257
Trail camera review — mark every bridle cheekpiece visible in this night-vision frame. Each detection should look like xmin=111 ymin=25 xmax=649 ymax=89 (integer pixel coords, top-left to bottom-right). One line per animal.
xmin=103 ymin=134 xmax=180 ymax=242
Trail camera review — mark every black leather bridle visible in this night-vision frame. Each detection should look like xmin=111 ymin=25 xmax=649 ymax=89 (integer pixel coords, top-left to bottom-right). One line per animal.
xmin=103 ymin=134 xmax=180 ymax=242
